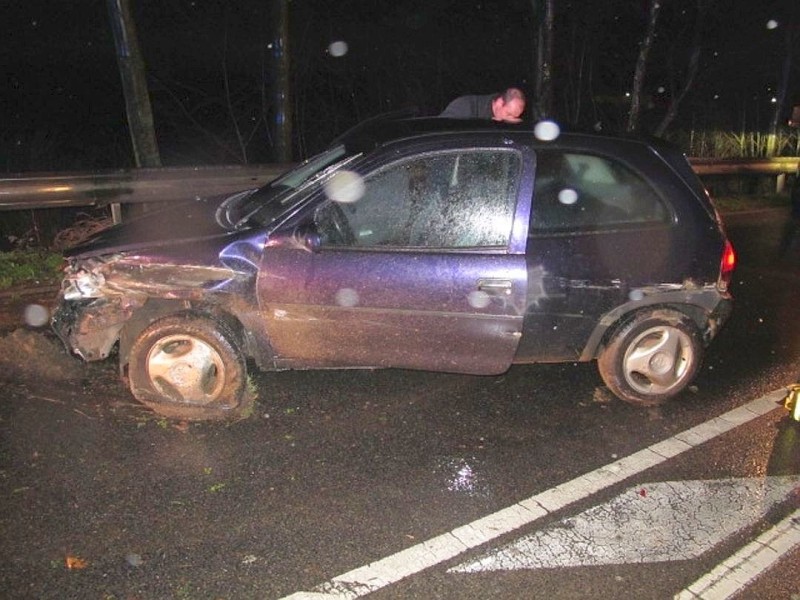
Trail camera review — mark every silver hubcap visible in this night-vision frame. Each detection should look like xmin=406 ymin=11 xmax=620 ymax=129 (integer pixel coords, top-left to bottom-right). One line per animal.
xmin=622 ymin=325 xmax=694 ymax=395
xmin=146 ymin=335 xmax=225 ymax=405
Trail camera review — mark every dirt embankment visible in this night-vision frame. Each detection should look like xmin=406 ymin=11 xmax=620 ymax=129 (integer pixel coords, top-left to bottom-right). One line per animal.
xmin=0 ymin=327 xmax=81 ymax=382
xmin=0 ymin=288 xmax=80 ymax=382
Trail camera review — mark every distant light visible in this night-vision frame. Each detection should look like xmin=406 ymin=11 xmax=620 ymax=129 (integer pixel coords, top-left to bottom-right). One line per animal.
xmin=625 ymin=92 xmax=631 ymax=98
xmin=533 ymin=120 xmax=561 ymax=142
xmin=771 ymin=97 xmax=778 ymax=103
xmin=766 ymin=19 xmax=779 ymax=30
xmin=328 ymin=41 xmax=349 ymax=57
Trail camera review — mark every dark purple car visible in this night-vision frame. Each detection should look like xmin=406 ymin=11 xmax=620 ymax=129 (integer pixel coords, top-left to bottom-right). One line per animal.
xmin=52 ymin=117 xmax=735 ymax=419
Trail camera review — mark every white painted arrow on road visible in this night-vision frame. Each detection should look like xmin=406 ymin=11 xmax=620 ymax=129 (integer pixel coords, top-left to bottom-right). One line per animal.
xmin=449 ymin=476 xmax=800 ymax=573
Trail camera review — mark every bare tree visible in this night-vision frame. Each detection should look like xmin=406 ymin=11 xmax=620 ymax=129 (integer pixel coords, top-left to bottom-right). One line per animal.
xmin=627 ymin=0 xmax=662 ymax=133
xmin=271 ymin=0 xmax=292 ymax=162
xmin=767 ymin=14 xmax=798 ymax=156
xmin=532 ymin=0 xmax=555 ymax=120
xmin=654 ymin=0 xmax=713 ymax=137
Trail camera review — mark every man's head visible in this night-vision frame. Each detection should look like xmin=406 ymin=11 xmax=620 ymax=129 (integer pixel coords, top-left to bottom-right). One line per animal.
xmin=491 ymin=87 xmax=526 ymax=123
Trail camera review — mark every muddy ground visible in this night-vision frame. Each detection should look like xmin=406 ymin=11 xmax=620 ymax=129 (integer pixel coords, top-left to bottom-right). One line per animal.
xmin=0 ymin=289 xmax=73 ymax=378
xmin=0 ymin=288 xmax=159 ymax=424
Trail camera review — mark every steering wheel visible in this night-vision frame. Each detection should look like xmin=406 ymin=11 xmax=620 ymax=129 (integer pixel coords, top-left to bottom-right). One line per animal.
xmin=321 ymin=201 xmax=356 ymax=246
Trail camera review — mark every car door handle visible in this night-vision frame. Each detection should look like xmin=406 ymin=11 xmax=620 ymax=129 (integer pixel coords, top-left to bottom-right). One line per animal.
xmin=477 ymin=278 xmax=513 ymax=295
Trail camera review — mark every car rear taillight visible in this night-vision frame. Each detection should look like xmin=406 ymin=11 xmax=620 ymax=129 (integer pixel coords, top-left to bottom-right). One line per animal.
xmin=718 ymin=239 xmax=736 ymax=291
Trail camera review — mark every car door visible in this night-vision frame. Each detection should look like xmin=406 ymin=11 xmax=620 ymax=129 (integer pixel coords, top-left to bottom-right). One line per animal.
xmin=256 ymin=139 xmax=534 ymax=375
xmin=516 ymin=148 xmax=676 ymax=362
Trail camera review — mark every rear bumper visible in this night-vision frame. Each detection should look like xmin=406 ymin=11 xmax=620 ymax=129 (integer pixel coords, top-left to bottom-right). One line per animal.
xmin=703 ymin=293 xmax=733 ymax=344
xmin=578 ymin=286 xmax=733 ymax=361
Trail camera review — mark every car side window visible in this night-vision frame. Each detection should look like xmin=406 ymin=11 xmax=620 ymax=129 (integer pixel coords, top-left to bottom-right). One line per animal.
xmin=530 ymin=150 xmax=668 ymax=232
xmin=315 ymin=149 xmax=522 ymax=249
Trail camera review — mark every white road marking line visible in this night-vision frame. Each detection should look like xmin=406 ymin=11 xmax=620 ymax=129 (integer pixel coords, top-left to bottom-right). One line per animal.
xmin=449 ymin=477 xmax=800 ymax=572
xmin=280 ymin=389 xmax=786 ymax=600
xmin=675 ymin=508 xmax=800 ymax=600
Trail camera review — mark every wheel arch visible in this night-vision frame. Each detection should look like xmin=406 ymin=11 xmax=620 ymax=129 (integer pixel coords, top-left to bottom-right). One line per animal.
xmin=118 ymin=299 xmax=246 ymax=373
xmin=580 ymin=295 xmax=713 ymax=361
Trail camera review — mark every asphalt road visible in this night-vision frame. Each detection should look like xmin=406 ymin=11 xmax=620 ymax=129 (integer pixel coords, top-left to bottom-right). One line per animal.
xmin=0 ymin=208 xmax=798 ymax=599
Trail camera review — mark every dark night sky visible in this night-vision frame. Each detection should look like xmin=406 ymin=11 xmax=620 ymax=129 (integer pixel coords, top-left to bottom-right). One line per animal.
xmin=2 ymin=0 xmax=798 ymax=172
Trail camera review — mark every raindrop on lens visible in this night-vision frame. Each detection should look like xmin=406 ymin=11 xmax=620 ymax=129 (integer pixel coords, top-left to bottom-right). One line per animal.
xmin=467 ymin=290 xmax=491 ymax=309
xmin=534 ymin=120 xmax=561 ymax=142
xmin=325 ymin=170 xmax=365 ymax=204
xmin=628 ymin=289 xmax=645 ymax=302
xmin=126 ymin=553 xmax=143 ymax=567
xmin=335 ymin=288 xmax=359 ymax=307
xmin=23 ymin=304 xmax=49 ymax=327
xmin=328 ymin=40 xmax=348 ymax=57
xmin=558 ymin=188 xmax=578 ymax=205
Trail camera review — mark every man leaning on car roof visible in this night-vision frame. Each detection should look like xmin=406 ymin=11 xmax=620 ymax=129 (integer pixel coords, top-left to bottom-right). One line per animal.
xmin=440 ymin=87 xmax=526 ymax=123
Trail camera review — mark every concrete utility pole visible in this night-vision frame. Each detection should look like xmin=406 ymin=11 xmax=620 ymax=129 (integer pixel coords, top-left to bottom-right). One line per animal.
xmin=271 ymin=0 xmax=292 ymax=162
xmin=106 ymin=0 xmax=161 ymax=170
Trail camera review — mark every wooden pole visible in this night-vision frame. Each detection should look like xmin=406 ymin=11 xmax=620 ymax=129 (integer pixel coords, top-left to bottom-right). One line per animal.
xmin=107 ymin=0 xmax=161 ymax=169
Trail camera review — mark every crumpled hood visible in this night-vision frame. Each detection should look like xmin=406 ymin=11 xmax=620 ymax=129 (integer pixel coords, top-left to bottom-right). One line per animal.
xmin=64 ymin=190 xmax=255 ymax=259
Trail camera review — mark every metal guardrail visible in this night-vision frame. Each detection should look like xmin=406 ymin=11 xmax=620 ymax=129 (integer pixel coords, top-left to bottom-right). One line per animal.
xmin=0 ymin=158 xmax=797 ymax=212
xmin=689 ymin=157 xmax=799 ymax=176
xmin=0 ymin=163 xmax=293 ymax=211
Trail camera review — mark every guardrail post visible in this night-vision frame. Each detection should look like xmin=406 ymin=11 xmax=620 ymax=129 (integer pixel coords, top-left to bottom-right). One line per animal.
xmin=111 ymin=203 xmax=123 ymax=225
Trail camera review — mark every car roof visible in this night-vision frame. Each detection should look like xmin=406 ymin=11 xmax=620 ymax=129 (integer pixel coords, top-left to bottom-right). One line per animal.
xmin=331 ymin=114 xmax=713 ymax=216
xmin=333 ymin=114 xmax=673 ymax=157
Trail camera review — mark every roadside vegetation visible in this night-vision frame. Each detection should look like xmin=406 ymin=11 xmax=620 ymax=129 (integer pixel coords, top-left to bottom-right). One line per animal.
xmin=0 ymin=214 xmax=112 ymax=291
xmin=0 ymin=250 xmax=63 ymax=291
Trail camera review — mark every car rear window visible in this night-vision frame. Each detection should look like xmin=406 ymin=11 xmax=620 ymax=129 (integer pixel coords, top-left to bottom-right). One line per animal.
xmin=655 ymin=145 xmax=718 ymax=219
xmin=530 ymin=150 xmax=669 ymax=232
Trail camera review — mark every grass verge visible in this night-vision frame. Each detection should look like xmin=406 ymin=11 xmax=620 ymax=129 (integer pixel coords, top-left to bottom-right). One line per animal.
xmin=0 ymin=250 xmax=63 ymax=291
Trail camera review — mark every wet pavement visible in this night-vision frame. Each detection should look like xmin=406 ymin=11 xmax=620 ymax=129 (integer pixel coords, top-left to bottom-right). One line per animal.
xmin=0 ymin=208 xmax=798 ymax=599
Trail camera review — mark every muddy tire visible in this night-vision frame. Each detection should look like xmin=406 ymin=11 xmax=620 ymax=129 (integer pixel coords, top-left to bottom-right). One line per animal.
xmin=597 ymin=309 xmax=703 ymax=407
xmin=128 ymin=313 xmax=250 ymax=420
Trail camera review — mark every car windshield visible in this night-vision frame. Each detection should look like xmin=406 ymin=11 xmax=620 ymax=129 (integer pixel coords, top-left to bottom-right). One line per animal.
xmin=234 ymin=144 xmax=359 ymax=227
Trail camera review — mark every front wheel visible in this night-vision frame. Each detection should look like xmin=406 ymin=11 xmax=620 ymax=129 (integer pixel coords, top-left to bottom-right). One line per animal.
xmin=128 ymin=313 xmax=249 ymax=420
xmin=597 ymin=309 xmax=703 ymax=407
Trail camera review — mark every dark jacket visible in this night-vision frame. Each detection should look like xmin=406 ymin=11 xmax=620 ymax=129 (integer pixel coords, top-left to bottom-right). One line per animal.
xmin=439 ymin=94 xmax=495 ymax=119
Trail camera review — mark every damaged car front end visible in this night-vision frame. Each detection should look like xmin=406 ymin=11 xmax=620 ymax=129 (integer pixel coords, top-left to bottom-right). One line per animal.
xmin=51 ymin=192 xmax=276 ymax=420
xmin=53 ymin=253 xmax=256 ymax=361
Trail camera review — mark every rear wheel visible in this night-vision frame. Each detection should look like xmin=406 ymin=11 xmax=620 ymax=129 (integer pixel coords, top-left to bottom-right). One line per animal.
xmin=128 ymin=314 xmax=250 ymax=420
xmin=597 ymin=309 xmax=703 ymax=407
